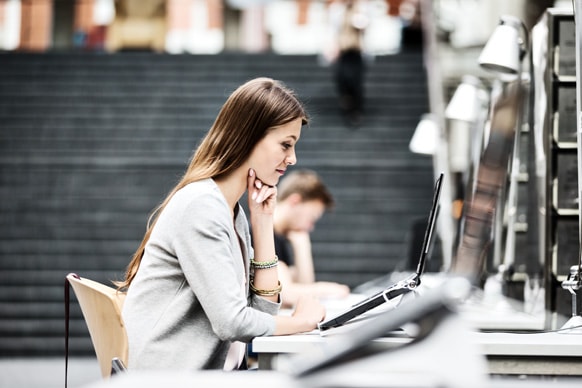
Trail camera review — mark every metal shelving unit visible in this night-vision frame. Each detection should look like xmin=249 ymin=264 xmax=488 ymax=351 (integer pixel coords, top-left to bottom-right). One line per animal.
xmin=541 ymin=9 xmax=578 ymax=324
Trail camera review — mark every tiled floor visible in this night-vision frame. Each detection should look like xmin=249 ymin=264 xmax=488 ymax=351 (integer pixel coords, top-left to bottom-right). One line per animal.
xmin=0 ymin=357 xmax=102 ymax=388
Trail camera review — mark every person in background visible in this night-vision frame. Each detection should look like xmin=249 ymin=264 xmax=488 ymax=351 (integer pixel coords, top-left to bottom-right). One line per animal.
xmin=331 ymin=0 xmax=369 ymax=128
xmin=274 ymin=169 xmax=351 ymax=308
xmin=116 ymin=78 xmax=326 ymax=371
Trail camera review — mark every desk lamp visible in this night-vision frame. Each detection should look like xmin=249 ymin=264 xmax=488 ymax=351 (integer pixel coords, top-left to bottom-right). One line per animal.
xmin=410 ymin=113 xmax=439 ymax=155
xmin=478 ymin=15 xmax=528 ymax=266
xmin=445 ymin=76 xmax=489 ymax=274
xmin=478 ymin=15 xmax=528 ymax=78
xmin=444 ymin=75 xmax=486 ymax=174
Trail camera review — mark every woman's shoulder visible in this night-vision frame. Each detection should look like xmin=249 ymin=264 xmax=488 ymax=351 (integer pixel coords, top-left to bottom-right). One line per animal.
xmin=179 ymin=178 xmax=218 ymax=194
xmin=170 ymin=179 xmax=227 ymax=212
xmin=174 ymin=178 xmax=218 ymax=196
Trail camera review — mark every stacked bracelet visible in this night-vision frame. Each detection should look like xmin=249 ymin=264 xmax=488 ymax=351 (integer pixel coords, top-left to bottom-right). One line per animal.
xmin=250 ymin=255 xmax=279 ymax=269
xmin=249 ymin=280 xmax=282 ymax=296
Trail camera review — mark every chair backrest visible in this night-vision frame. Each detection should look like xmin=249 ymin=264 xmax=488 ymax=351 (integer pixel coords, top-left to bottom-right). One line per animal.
xmin=66 ymin=273 xmax=128 ymax=378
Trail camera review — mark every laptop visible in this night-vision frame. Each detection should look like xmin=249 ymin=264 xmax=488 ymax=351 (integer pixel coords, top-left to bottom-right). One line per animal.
xmin=280 ymin=277 xmax=471 ymax=378
xmin=318 ymin=172 xmax=444 ymax=332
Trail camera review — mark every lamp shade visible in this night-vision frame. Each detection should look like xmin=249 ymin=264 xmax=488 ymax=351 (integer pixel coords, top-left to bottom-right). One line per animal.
xmin=410 ymin=113 xmax=439 ymax=155
xmin=478 ymin=15 xmax=524 ymax=75
xmin=445 ymin=75 xmax=483 ymax=122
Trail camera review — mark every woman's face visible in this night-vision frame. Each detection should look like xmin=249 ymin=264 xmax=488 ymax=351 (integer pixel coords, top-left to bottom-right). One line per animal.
xmin=247 ymin=117 xmax=303 ymax=187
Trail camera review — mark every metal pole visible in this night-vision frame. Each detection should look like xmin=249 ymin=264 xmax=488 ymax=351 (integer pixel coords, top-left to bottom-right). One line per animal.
xmin=419 ymin=0 xmax=454 ymax=270
xmin=575 ymin=0 xmax=582 ymax=275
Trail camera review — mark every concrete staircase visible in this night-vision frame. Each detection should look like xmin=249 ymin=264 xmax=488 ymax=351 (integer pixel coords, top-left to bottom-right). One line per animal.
xmin=0 ymin=49 xmax=433 ymax=356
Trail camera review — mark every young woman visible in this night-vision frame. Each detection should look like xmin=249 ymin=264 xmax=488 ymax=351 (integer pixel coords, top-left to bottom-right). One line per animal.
xmin=117 ymin=78 xmax=326 ymax=371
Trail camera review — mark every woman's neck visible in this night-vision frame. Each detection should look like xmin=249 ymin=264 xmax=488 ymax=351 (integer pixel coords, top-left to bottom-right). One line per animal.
xmin=215 ymin=169 xmax=247 ymax=214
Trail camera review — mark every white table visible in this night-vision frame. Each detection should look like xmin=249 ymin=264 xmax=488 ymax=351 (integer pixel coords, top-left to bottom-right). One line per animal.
xmin=474 ymin=331 xmax=582 ymax=375
xmin=252 ymin=329 xmax=582 ymax=376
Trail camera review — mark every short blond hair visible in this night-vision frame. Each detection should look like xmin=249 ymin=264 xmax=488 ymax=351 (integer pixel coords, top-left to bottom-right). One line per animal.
xmin=278 ymin=169 xmax=334 ymax=209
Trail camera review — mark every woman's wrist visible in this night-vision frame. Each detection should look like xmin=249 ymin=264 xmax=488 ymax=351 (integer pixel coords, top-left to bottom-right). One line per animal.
xmin=251 ymin=216 xmax=276 ymax=264
xmin=297 ymin=316 xmax=318 ymax=332
xmin=250 ymin=213 xmax=274 ymax=230
xmin=251 ymin=255 xmax=278 ymax=268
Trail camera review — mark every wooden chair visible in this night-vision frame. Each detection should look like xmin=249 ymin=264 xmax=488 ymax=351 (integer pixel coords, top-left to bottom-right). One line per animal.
xmin=65 ymin=273 xmax=128 ymax=380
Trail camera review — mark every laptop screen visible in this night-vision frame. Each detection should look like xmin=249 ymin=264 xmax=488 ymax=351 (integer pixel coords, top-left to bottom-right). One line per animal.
xmin=318 ymin=173 xmax=444 ymax=332
xmin=416 ymin=172 xmax=443 ymax=278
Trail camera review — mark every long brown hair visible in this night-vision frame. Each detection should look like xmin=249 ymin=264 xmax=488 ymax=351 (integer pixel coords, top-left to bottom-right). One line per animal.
xmin=116 ymin=77 xmax=308 ymax=290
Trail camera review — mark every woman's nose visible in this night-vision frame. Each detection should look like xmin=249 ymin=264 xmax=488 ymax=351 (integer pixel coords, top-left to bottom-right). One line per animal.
xmin=286 ymin=151 xmax=297 ymax=165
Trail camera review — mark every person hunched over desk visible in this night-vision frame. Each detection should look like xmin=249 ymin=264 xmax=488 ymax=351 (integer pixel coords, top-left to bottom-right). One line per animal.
xmin=115 ymin=78 xmax=326 ymax=371
xmin=273 ymin=169 xmax=350 ymax=308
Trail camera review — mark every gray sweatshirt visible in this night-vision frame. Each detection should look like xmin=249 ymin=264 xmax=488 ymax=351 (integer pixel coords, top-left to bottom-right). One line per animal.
xmin=122 ymin=179 xmax=280 ymax=370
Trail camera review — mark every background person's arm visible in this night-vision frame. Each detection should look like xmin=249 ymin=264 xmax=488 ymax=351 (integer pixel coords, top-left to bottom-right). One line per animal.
xmin=286 ymin=230 xmax=316 ymax=283
xmin=278 ymin=260 xmax=350 ymax=308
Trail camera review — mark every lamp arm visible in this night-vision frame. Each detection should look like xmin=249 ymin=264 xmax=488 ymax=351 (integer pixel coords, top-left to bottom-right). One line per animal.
xmin=518 ymin=20 xmax=530 ymax=62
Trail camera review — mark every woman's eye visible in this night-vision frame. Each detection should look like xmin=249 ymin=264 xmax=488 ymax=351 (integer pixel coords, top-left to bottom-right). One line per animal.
xmin=282 ymin=143 xmax=292 ymax=150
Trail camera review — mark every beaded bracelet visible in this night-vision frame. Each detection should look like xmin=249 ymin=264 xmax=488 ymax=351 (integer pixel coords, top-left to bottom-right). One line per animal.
xmin=249 ymin=280 xmax=282 ymax=296
xmin=250 ymin=255 xmax=279 ymax=269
